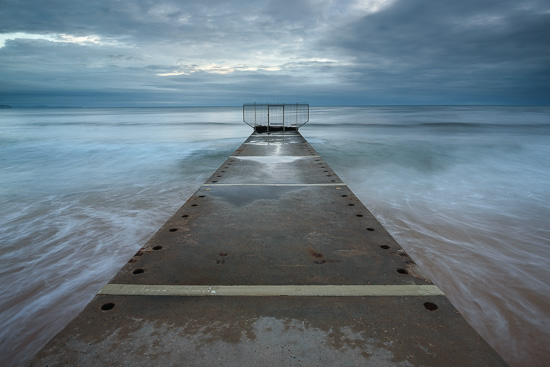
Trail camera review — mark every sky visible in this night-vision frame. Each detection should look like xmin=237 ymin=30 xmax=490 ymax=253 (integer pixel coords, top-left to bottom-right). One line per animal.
xmin=0 ymin=0 xmax=549 ymax=106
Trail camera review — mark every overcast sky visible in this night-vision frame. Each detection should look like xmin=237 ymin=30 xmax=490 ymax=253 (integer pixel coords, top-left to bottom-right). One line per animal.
xmin=1 ymin=0 xmax=549 ymax=106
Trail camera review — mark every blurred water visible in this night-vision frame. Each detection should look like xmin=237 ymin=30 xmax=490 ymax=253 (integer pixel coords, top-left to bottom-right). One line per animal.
xmin=1 ymin=106 xmax=549 ymax=366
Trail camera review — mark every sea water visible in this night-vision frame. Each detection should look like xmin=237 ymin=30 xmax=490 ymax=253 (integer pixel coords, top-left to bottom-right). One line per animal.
xmin=1 ymin=106 xmax=549 ymax=366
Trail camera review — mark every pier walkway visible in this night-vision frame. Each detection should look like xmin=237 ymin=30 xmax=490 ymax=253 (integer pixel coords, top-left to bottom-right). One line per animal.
xmin=29 ymin=130 xmax=506 ymax=366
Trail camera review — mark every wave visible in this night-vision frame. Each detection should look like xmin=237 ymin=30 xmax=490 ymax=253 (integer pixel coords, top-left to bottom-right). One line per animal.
xmin=2 ymin=106 xmax=550 ymax=366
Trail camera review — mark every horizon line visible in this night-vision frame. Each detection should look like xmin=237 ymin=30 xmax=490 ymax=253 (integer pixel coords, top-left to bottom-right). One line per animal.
xmin=3 ymin=104 xmax=550 ymax=109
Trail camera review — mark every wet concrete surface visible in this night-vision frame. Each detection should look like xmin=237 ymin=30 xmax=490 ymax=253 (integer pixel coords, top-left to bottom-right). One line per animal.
xmin=28 ymin=130 xmax=507 ymax=366
xmin=234 ymin=141 xmax=317 ymax=156
xmin=109 ymin=184 xmax=418 ymax=286
xmin=203 ymin=156 xmax=343 ymax=185
xmin=29 ymin=296 xmax=505 ymax=367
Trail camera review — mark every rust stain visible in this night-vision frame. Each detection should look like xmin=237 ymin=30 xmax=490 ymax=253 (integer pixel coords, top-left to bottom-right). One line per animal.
xmin=308 ymin=246 xmax=341 ymax=264
xmin=308 ymin=248 xmax=324 ymax=258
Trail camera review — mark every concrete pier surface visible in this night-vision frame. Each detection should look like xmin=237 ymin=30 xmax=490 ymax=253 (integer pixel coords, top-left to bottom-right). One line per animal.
xmin=29 ymin=131 xmax=506 ymax=366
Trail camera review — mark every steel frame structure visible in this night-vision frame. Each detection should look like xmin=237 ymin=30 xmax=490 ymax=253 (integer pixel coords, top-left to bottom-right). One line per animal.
xmin=243 ymin=103 xmax=309 ymax=132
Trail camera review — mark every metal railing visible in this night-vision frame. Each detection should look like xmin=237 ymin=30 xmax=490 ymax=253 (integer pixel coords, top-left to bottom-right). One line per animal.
xmin=243 ymin=103 xmax=309 ymax=132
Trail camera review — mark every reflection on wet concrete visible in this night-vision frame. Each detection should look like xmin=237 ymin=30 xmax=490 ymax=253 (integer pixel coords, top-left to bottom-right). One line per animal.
xmin=206 ymin=185 xmax=299 ymax=207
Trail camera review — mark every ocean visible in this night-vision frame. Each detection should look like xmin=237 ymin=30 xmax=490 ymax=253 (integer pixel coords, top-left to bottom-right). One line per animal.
xmin=1 ymin=106 xmax=549 ymax=366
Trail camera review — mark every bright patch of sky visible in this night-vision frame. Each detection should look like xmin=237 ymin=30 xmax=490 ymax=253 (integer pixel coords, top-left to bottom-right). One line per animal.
xmin=352 ymin=0 xmax=396 ymax=14
xmin=0 ymin=32 xmax=120 ymax=49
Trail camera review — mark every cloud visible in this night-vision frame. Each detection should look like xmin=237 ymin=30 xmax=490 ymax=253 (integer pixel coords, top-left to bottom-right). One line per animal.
xmin=0 ymin=0 xmax=549 ymax=106
xmin=323 ymin=0 xmax=550 ymax=102
xmin=157 ymin=64 xmax=283 ymax=76
xmin=0 ymin=32 xmax=122 ymax=48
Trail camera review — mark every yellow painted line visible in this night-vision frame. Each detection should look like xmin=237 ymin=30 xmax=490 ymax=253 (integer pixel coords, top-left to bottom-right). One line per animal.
xmin=229 ymin=155 xmax=321 ymax=158
xmin=202 ymin=183 xmax=346 ymax=187
xmin=99 ymin=284 xmax=444 ymax=297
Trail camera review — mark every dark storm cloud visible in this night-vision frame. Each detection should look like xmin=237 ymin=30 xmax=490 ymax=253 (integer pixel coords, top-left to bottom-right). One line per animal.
xmin=327 ymin=0 xmax=550 ymax=103
xmin=0 ymin=0 xmax=549 ymax=106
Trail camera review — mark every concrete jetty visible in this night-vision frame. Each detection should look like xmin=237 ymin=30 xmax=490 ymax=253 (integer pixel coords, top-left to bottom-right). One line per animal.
xmin=29 ymin=129 xmax=506 ymax=366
